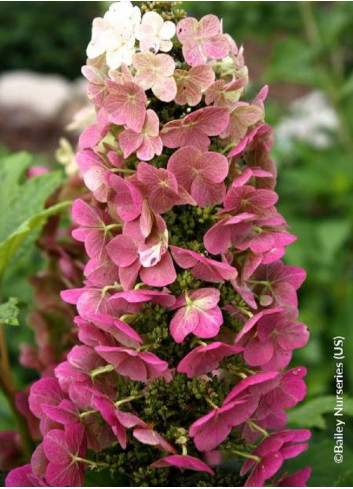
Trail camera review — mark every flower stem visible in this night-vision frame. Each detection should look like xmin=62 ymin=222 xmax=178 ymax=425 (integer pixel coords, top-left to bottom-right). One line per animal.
xmin=232 ymin=450 xmax=261 ymax=463
xmin=0 ymin=324 xmax=34 ymax=459
xmin=205 ymin=397 xmax=219 ymax=410
xmin=247 ymin=420 xmax=269 ymax=438
xmin=111 ymin=168 xmax=135 ymax=174
xmin=73 ymin=456 xmax=109 ymax=469
xmin=115 ymin=394 xmax=145 ymax=407
xmin=90 ymin=364 xmax=115 ymax=378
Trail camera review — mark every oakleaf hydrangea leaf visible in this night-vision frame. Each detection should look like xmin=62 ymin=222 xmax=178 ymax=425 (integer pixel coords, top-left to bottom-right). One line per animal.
xmin=0 ymin=152 xmax=69 ymax=279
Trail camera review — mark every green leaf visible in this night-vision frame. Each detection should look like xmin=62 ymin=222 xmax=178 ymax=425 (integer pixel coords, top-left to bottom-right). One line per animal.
xmin=0 ymin=297 xmax=21 ymax=326
xmin=0 ymin=201 xmax=71 ymax=280
xmin=0 ymin=151 xmax=69 ymax=279
xmin=0 ymin=153 xmax=62 ymax=243
xmin=288 ymin=395 xmax=353 ymax=429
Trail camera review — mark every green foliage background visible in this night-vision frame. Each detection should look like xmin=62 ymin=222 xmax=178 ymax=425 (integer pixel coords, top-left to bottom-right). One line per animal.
xmin=1 ymin=2 xmax=353 ymax=487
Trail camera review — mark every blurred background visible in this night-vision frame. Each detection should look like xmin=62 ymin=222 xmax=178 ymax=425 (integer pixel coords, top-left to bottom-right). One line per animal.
xmin=0 ymin=2 xmax=353 ymax=486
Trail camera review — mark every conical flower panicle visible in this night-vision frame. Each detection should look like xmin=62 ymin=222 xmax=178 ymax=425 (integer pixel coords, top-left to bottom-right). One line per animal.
xmin=6 ymin=2 xmax=310 ymax=487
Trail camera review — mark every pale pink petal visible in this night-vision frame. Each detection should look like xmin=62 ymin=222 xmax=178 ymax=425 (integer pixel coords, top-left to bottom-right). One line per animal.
xmin=119 ymin=130 xmax=144 ymax=159
xmin=153 ymin=76 xmax=177 ymax=102
xmin=170 ymin=306 xmax=199 ymax=343
xmin=193 ymin=306 xmax=223 ymax=338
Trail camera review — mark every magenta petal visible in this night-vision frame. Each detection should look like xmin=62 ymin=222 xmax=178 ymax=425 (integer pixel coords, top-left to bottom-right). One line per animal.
xmin=29 ymin=378 xmax=64 ymax=419
xmin=5 ymin=465 xmax=36 ymax=487
xmin=279 ymin=467 xmax=312 ymax=487
xmin=133 ymin=428 xmax=176 ymax=453
xmin=244 ymin=337 xmax=274 ymax=366
xmin=106 ymin=234 xmax=137 ymax=267
xmin=177 ymin=342 xmax=242 ymax=378
xmin=151 ymin=454 xmax=214 ymax=475
xmin=245 ymin=452 xmax=283 ymax=487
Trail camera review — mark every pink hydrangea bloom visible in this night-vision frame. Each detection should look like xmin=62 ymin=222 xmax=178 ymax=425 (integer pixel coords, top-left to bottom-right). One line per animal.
xmin=43 ymin=425 xmax=87 ymax=486
xmin=167 ymin=146 xmax=229 ymax=207
xmin=108 ymin=174 xmax=143 ymax=223
xmin=240 ymin=429 xmax=311 ymax=487
xmin=133 ymin=52 xmax=177 ymax=102
xmin=13 ymin=5 xmax=311 ymax=485
xmin=92 ymin=391 xmax=145 ymax=449
xmin=174 ymin=65 xmax=215 ymax=106
xmin=170 ymin=288 xmax=223 ymax=343
xmin=170 ymin=246 xmax=237 ymax=282
xmin=81 ymin=57 xmax=109 ymax=108
xmin=135 ymin=163 xmax=183 ymax=214
xmin=108 ymin=288 xmax=176 ymax=308
xmin=161 ymin=106 xmax=230 ymax=151
xmin=189 ymin=397 xmax=258 ymax=452
xmin=177 ymin=14 xmax=229 ymax=66
xmin=83 ymin=314 xmax=142 ymax=349
xmin=236 ymin=308 xmax=309 ymax=370
xmin=221 ymin=103 xmax=264 ymax=144
xmin=95 ymin=346 xmax=170 ymax=382
xmin=277 ymin=467 xmax=312 ymax=487
xmin=29 ymin=378 xmax=65 ymax=421
xmin=205 ymin=77 xmax=247 ymax=108
xmin=6 ymin=464 xmax=46 ymax=487
xmin=252 ymin=261 xmax=306 ymax=307
xmin=106 ymin=79 xmax=147 ymax=132
xmin=119 ymin=109 xmax=163 ymax=161
xmin=76 ymin=150 xmax=111 ymax=203
xmin=107 ymin=216 xmax=176 ymax=288
xmin=71 ymin=199 xmax=112 ymax=259
xmin=177 ymin=342 xmax=242 ymax=378
xmin=203 ymin=212 xmax=256 ymax=255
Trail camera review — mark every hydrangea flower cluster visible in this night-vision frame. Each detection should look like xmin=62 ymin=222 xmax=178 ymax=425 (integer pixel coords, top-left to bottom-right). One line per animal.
xmin=6 ymin=2 xmax=311 ymax=486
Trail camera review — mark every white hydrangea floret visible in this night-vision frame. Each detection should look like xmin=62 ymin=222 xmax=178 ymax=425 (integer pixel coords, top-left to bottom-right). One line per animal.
xmin=135 ymin=11 xmax=176 ymax=53
xmin=86 ymin=1 xmax=141 ymax=69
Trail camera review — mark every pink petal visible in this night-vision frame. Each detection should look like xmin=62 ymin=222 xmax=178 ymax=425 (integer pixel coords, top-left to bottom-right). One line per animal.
xmin=191 ymin=177 xmax=226 ymax=207
xmin=106 ymin=80 xmax=147 ymax=132
xmin=199 ymin=14 xmax=221 ymax=38
xmin=153 ymin=76 xmax=177 ymax=103
xmin=119 ymin=129 xmax=144 ymax=159
xmin=106 ymin=234 xmax=137 ymax=267
xmin=109 ymin=174 xmax=143 ymax=222
xmin=133 ymin=428 xmax=176 ymax=453
xmin=170 ymin=306 xmax=199 ymax=343
xmin=177 ymin=342 xmax=242 ymax=378
xmin=193 ymin=306 xmax=223 ymax=338
xmin=140 ymin=252 xmax=177 ymax=287
xmin=151 ymin=454 xmax=214 ymax=475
